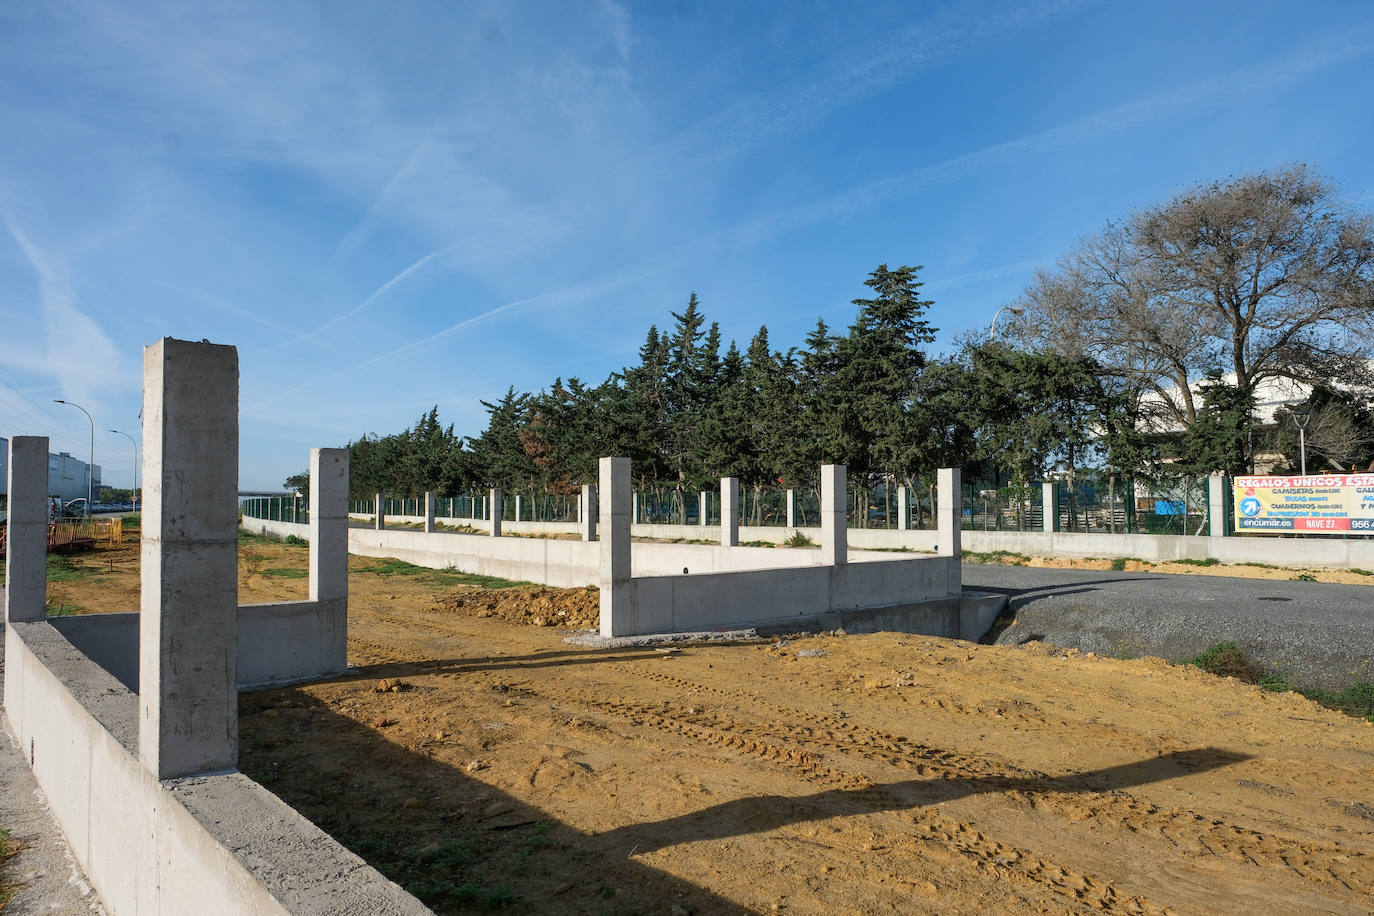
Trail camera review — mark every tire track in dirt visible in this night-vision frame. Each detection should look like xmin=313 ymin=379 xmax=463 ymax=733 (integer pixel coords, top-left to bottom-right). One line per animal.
xmin=518 ymin=682 xmax=1169 ymax=914
xmin=605 ymin=669 xmax=1374 ymax=901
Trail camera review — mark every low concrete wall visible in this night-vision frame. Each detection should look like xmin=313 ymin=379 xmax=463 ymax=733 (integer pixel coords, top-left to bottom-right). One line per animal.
xmin=3 ymin=620 xmax=426 ymax=915
xmin=617 ymin=552 xmax=963 ymax=634
xmin=964 ymin=529 xmax=1374 ymax=569
xmin=50 ymin=602 xmax=349 ymax=693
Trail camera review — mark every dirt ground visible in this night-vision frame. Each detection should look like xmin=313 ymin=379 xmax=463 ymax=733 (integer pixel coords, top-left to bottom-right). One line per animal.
xmin=26 ymin=532 xmax=1374 ymax=914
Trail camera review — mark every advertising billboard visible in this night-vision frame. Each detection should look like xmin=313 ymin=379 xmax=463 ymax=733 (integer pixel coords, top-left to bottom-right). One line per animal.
xmin=1233 ymin=474 xmax=1374 ymax=534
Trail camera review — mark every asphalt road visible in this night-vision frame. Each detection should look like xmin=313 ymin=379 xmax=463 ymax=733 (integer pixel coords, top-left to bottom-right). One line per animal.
xmin=963 ymin=563 xmax=1374 ymax=690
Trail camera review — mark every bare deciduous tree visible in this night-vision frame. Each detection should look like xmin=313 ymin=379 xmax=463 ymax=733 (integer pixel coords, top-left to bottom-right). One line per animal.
xmin=1011 ymin=164 xmax=1374 ymax=434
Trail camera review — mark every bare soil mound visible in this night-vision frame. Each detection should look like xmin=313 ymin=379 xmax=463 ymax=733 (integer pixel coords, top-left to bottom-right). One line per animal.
xmin=432 ymin=585 xmax=599 ymax=629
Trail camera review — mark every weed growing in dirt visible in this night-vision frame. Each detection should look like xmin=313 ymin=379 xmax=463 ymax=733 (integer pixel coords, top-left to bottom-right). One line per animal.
xmin=740 ymin=540 xmax=776 ymax=548
xmin=1172 ymin=558 xmax=1219 ymax=567
xmin=964 ymin=550 xmax=1030 ymax=566
xmin=1350 ymin=568 xmax=1374 ymax=577
xmin=1291 ymin=572 xmax=1318 ymax=582
xmin=45 ymin=554 xmax=93 ymax=582
xmin=1238 ymin=561 xmax=1277 ymax=569
xmin=264 ymin=568 xmax=308 ymax=579
xmin=1109 ymin=558 xmax=1127 ymax=571
xmin=1187 ymin=643 xmax=1261 ymax=681
xmin=1185 ymin=643 xmax=1374 ymax=724
xmin=784 ymin=531 xmax=818 ymax=548
xmin=283 ymin=534 xmax=308 ymax=547
xmin=364 ymin=559 xmax=526 ymax=590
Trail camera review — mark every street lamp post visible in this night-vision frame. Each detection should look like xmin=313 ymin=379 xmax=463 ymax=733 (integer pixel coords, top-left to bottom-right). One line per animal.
xmin=53 ymin=399 xmax=95 ymax=515
xmin=110 ymin=429 xmax=139 ymax=511
xmin=1291 ymin=404 xmax=1312 ymax=476
xmin=988 ymin=305 xmax=1024 ymax=341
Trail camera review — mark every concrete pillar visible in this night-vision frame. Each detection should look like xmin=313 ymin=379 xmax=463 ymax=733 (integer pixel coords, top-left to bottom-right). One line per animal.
xmin=489 ymin=488 xmax=502 ymax=537
xmin=786 ymin=489 xmax=796 ymax=529
xmin=698 ymin=490 xmax=708 ymax=527
xmin=720 ymin=477 xmax=740 ymax=547
xmin=374 ymin=492 xmax=385 ymax=530
xmin=580 ymin=484 xmax=597 ymax=541
xmin=897 ymin=484 xmax=909 ymax=531
xmin=139 ymin=338 xmax=239 ymax=779
xmin=938 ymin=468 xmax=962 ymax=558
xmin=424 ymin=491 xmax=436 ymax=533
xmin=310 ymin=448 xmax=349 ymax=604
xmin=4 ymin=436 xmax=48 ymax=623
xmin=1041 ymin=481 xmax=1058 ymax=533
xmin=599 ymin=457 xmax=632 ymax=636
xmin=1208 ymin=475 xmax=1227 ymax=537
xmin=820 ymin=464 xmax=846 ymax=566
xmin=515 ymin=494 xmax=524 ymax=524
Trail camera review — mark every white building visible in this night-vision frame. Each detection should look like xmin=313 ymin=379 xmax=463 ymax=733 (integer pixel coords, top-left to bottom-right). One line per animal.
xmin=0 ymin=437 xmax=102 ymax=504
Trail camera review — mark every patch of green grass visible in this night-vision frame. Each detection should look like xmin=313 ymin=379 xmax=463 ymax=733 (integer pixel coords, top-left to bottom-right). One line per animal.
xmin=740 ymin=539 xmax=776 ymax=548
xmin=1291 ymin=572 xmax=1318 ymax=582
xmin=283 ymin=534 xmax=308 ymax=547
xmin=784 ymin=531 xmax=818 ymax=548
xmin=1350 ymin=568 xmax=1374 ymax=577
xmin=45 ymin=554 xmax=94 ymax=582
xmin=264 ymin=567 xmax=309 ymax=579
xmin=45 ymin=600 xmax=81 ymax=617
xmin=1 ymin=826 xmax=19 ymax=911
xmin=1109 ymin=557 xmax=1127 ymax=571
xmin=238 ymin=530 xmax=275 ymax=545
xmin=364 ymin=559 xmax=526 ymax=589
xmin=1172 ymin=557 xmax=1219 ymax=567
xmin=1297 ymin=682 xmax=1374 ymax=724
xmin=1238 ymin=561 xmax=1277 ymax=570
xmin=122 ymin=513 xmax=140 ymax=530
xmin=964 ymin=550 xmax=1030 ymax=566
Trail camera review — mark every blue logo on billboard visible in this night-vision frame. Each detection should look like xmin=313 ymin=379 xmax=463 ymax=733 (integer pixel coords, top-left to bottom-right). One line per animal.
xmin=1239 ymin=496 xmax=1261 ymax=517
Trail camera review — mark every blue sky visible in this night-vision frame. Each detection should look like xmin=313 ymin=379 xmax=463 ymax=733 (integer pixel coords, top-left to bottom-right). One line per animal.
xmin=2 ymin=0 xmax=1373 ymax=491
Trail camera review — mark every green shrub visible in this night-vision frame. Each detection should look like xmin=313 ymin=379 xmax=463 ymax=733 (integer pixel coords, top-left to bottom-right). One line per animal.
xmin=283 ymin=534 xmax=308 ymax=547
xmin=1187 ymin=642 xmax=1261 ymax=682
xmin=1109 ymin=557 xmax=1127 ymax=571
xmin=784 ymin=531 xmax=818 ymax=548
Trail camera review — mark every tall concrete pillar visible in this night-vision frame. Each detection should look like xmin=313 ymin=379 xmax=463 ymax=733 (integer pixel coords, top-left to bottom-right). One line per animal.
xmin=938 ymin=468 xmax=962 ymax=558
xmin=310 ymin=448 xmax=348 ymax=604
xmin=580 ymin=484 xmax=597 ymax=541
xmin=1041 ymin=481 xmax=1058 ymax=533
xmin=424 ymin=491 xmax=436 ymax=533
xmin=374 ymin=492 xmax=386 ymax=531
xmin=698 ymin=491 xmax=708 ymax=527
xmin=489 ymin=488 xmax=503 ymax=537
xmin=721 ymin=477 xmax=739 ymax=547
xmin=139 ymin=338 xmax=239 ymax=779
xmin=4 ymin=436 xmax=48 ymax=623
xmin=897 ymin=484 xmax=910 ymax=531
xmin=599 ymin=458 xmax=632 ymax=636
xmin=786 ymin=489 xmax=796 ymax=529
xmin=1208 ymin=475 xmax=1227 ymax=537
xmin=820 ymin=464 xmax=846 ymax=566
xmin=514 ymin=494 xmax=524 ymax=524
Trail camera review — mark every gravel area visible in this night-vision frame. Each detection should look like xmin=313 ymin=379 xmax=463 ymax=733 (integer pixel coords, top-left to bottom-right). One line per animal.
xmin=966 ymin=563 xmax=1374 ymax=689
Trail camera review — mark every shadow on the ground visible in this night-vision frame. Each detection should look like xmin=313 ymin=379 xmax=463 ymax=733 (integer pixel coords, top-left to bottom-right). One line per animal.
xmin=239 ymin=682 xmax=1246 ymax=914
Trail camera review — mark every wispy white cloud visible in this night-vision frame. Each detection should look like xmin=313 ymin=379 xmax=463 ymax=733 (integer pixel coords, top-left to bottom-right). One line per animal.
xmin=0 ymin=198 xmax=128 ymax=407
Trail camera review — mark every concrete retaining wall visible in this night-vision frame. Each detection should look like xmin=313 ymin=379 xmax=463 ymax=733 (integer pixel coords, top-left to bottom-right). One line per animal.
xmin=4 ymin=620 xmax=425 ymax=915
xmin=963 ymin=529 xmax=1374 ymax=569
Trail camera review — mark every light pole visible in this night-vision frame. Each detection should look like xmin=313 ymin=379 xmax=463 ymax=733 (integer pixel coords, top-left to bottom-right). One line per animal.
xmin=988 ymin=305 xmax=1024 ymax=341
xmin=1291 ymin=404 xmax=1311 ymax=476
xmin=54 ymin=399 xmax=94 ymax=515
xmin=110 ymin=429 xmax=139 ymax=511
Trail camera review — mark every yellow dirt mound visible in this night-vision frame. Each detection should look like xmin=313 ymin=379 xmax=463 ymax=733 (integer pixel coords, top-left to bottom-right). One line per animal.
xmin=431 ymin=585 xmax=599 ymax=629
